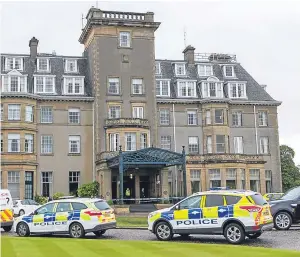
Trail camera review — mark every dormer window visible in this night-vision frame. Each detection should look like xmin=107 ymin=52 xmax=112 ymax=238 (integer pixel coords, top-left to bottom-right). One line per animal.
xmin=65 ymin=59 xmax=78 ymax=73
xmin=198 ymin=64 xmax=213 ymax=76
xmin=155 ymin=62 xmax=161 ymax=75
xmin=34 ymin=75 xmax=56 ymax=94
xmin=5 ymin=57 xmax=23 ymax=71
xmin=223 ymin=65 xmax=235 ymax=77
xmin=156 ymin=80 xmax=170 ymax=97
xmin=228 ymin=82 xmax=246 ymax=98
xmin=202 ymin=82 xmax=223 ymax=98
xmin=175 ymin=63 xmax=186 ymax=76
xmin=37 ymin=58 xmax=50 ymax=72
xmin=1 ymin=74 xmax=27 ymax=93
xmin=63 ymin=76 xmax=84 ymax=95
xmin=177 ymin=80 xmax=196 ymax=97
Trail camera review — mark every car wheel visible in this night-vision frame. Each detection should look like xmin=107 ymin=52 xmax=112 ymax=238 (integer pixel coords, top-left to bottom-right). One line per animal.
xmin=93 ymin=230 xmax=106 ymax=237
xmin=3 ymin=225 xmax=13 ymax=232
xmin=247 ymin=232 xmax=262 ymax=239
xmin=69 ymin=222 xmax=85 ymax=238
xmin=274 ymin=212 xmax=292 ymax=230
xmin=224 ymin=223 xmax=245 ymax=244
xmin=19 ymin=209 xmax=25 ymax=216
xmin=155 ymin=221 xmax=173 ymax=241
xmin=16 ymin=222 xmax=30 ymax=237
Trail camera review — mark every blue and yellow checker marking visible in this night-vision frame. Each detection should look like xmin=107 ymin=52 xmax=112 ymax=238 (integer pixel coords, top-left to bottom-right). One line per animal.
xmin=22 ymin=210 xmax=83 ymax=223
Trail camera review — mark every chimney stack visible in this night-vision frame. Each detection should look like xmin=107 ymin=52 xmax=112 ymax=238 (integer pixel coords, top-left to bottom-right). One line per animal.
xmin=183 ymin=45 xmax=195 ymax=65
xmin=29 ymin=37 xmax=39 ymax=59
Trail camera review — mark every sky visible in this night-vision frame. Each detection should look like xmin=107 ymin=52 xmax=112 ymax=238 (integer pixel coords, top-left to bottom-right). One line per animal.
xmin=1 ymin=0 xmax=300 ymax=164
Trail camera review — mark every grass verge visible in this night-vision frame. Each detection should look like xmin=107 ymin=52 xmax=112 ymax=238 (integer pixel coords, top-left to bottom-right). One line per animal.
xmin=2 ymin=237 xmax=299 ymax=257
xmin=116 ymin=216 xmax=148 ymax=228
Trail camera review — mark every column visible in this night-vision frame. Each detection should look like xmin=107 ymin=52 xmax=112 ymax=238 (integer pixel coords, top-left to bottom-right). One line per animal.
xmin=260 ymin=169 xmax=266 ymax=195
xmin=186 ymin=169 xmax=191 ymax=195
xmin=221 ymin=168 xmax=226 ymax=187
xmin=135 ymin=174 xmax=140 ymax=200
xmin=201 ymin=168 xmax=207 ymax=191
xmin=20 ymin=170 xmax=25 ymax=200
xmin=160 ymin=167 xmax=169 ymax=199
xmin=206 ymin=168 xmax=211 ymax=190
xmin=2 ymin=170 xmax=8 ymax=188
xmin=245 ymin=168 xmax=250 ymax=190
xmin=236 ymin=168 xmax=242 ymax=189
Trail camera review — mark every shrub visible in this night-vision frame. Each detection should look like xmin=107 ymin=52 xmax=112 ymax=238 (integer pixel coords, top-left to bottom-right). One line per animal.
xmin=52 ymin=192 xmax=65 ymax=200
xmin=77 ymin=181 xmax=99 ymax=198
xmin=34 ymin=195 xmax=48 ymax=205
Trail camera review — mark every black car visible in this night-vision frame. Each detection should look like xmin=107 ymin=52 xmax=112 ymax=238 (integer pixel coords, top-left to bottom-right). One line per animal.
xmin=270 ymin=186 xmax=300 ymax=230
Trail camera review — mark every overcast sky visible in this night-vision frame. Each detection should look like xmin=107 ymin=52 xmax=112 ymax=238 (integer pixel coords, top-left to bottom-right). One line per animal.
xmin=1 ymin=0 xmax=300 ymax=163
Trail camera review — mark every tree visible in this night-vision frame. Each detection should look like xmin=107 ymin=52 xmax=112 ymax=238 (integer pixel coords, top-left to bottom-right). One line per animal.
xmin=280 ymin=145 xmax=300 ymax=191
xmin=77 ymin=181 xmax=99 ymax=198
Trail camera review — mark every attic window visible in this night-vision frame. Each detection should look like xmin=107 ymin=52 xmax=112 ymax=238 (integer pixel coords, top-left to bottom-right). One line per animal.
xmin=65 ymin=59 xmax=78 ymax=73
xmin=175 ymin=63 xmax=186 ymax=76
xmin=198 ymin=64 xmax=213 ymax=76
xmin=5 ymin=57 xmax=23 ymax=71
xmin=223 ymin=66 xmax=235 ymax=77
xmin=155 ymin=62 xmax=161 ymax=75
xmin=37 ymin=58 xmax=50 ymax=72
xmin=228 ymin=83 xmax=246 ymax=98
xmin=63 ymin=77 xmax=84 ymax=95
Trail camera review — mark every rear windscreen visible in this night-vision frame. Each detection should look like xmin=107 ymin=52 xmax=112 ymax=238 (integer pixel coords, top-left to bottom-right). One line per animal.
xmin=94 ymin=201 xmax=111 ymax=210
xmin=250 ymin=194 xmax=267 ymax=205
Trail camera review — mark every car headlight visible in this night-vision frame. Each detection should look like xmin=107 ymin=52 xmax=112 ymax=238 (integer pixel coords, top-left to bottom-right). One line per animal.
xmin=148 ymin=211 xmax=157 ymax=218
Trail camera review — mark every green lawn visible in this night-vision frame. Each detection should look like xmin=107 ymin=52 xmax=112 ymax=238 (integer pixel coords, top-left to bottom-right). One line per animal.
xmin=116 ymin=216 xmax=148 ymax=228
xmin=1 ymin=237 xmax=299 ymax=257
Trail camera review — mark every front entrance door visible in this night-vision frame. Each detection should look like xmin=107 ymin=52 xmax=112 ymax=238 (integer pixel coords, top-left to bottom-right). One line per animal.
xmin=25 ymin=171 xmax=33 ymax=199
xmin=140 ymin=176 xmax=150 ymax=199
xmin=124 ymin=176 xmax=135 ymax=203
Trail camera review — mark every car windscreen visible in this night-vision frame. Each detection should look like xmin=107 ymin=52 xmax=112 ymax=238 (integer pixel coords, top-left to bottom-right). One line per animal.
xmin=94 ymin=201 xmax=111 ymax=210
xmin=250 ymin=193 xmax=268 ymax=206
xmin=281 ymin=187 xmax=300 ymax=200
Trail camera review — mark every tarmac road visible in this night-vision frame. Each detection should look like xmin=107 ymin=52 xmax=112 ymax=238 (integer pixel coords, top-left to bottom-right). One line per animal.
xmin=1 ymin=227 xmax=300 ymax=251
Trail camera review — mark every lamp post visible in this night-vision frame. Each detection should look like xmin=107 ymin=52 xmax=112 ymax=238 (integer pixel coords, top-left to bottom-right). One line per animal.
xmin=182 ymin=146 xmax=187 ymax=197
xmin=119 ymin=145 xmax=124 ymax=204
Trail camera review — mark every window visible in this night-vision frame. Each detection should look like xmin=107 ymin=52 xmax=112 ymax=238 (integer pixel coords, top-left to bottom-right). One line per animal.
xmin=71 ymin=202 xmax=87 ymax=211
xmin=65 ymin=59 xmax=77 ymax=73
xmin=41 ymin=135 xmax=53 ymax=154
xmin=159 ymin=109 xmax=170 ymax=125
xmin=188 ymin=136 xmax=199 ymax=154
xmin=37 ymin=58 xmax=50 ymax=72
xmin=205 ymin=110 xmax=211 ymax=125
xmin=260 ymin=137 xmax=269 ymax=154
xmin=209 ymin=169 xmax=221 ymax=188
xmin=25 ymin=171 xmax=34 ymax=200
xmin=132 ymin=106 xmax=144 ymax=118
xmin=5 ymin=57 xmax=23 ymax=70
xmin=216 ymin=135 xmax=225 ymax=153
xmin=25 ymin=134 xmax=34 ymax=153
xmin=161 ymin=136 xmax=171 ymax=150
xmin=202 ymin=82 xmax=223 ymax=98
xmin=1 ymin=104 xmax=3 ymax=121
xmin=1 ymin=134 xmax=3 ymax=152
xmin=69 ymin=171 xmax=80 ymax=195
xmin=198 ymin=64 xmax=213 ymax=76
xmin=108 ymin=106 xmax=121 ymax=119
xmin=226 ymin=169 xmax=236 ymax=189
xmin=69 ymin=136 xmax=80 ymax=154
xmin=140 ymin=133 xmax=148 ymax=149
xmin=177 ymin=81 xmax=196 ymax=97
xmin=56 ymin=202 xmax=72 ymax=212
xmin=233 ymin=137 xmax=243 ymax=154
xmin=175 ymin=63 xmax=186 ymax=76
xmin=206 ymin=136 xmax=212 ymax=153
xmin=8 ymin=171 xmax=20 ymax=199
xmin=8 ymin=134 xmax=20 ymax=152
xmin=155 ymin=62 xmax=161 ymax=74
xmin=68 ymin=108 xmax=80 ymax=124
xmin=109 ymin=133 xmax=119 ymax=151
xmin=94 ymin=200 xmax=111 ymax=210
xmin=190 ymin=170 xmax=201 ymax=194
xmin=215 ymin=109 xmax=224 ymax=124
xmin=265 ymin=170 xmax=272 ymax=193
xmin=119 ymin=31 xmax=131 ymax=47
xmin=258 ymin=111 xmax=268 ymax=126
xmin=187 ymin=110 xmax=197 ymax=125
xmin=232 ymin=111 xmax=242 ymax=126
xmin=36 ymin=203 xmax=55 ymax=215
xmin=41 ymin=171 xmax=53 ymax=197
xmin=225 ymin=195 xmax=241 ymax=205
xmin=40 ymin=106 xmax=53 ymax=123
xmin=224 ymin=66 xmax=235 ymax=77
xmin=205 ymin=195 xmax=224 ymax=207
xmin=8 ymin=104 xmax=20 ymax=120
xmin=228 ymin=83 xmax=246 ymax=98
xmin=64 ymin=77 xmax=84 ymax=95
xmin=131 ymin=78 xmax=143 ymax=95
xmin=177 ymin=195 xmax=202 ymax=209
xmin=250 ymin=169 xmax=260 ymax=192
xmin=34 ymin=76 xmax=55 ymax=94
xmin=125 ymin=133 xmax=136 ymax=151
xmin=1 ymin=75 xmax=27 ymax=92
xmin=25 ymin=106 xmax=34 ymax=122
xmin=156 ymin=80 xmax=170 ymax=97
xmin=108 ymin=78 xmax=120 ymax=95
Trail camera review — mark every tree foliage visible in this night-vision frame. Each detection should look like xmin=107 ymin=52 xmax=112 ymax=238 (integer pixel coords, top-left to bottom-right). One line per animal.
xmin=280 ymin=145 xmax=300 ymax=191
xmin=77 ymin=181 xmax=99 ymax=198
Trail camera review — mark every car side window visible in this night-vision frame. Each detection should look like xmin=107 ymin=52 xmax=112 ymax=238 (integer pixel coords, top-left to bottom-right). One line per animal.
xmin=205 ymin=195 xmax=224 ymax=207
xmin=71 ymin=202 xmax=87 ymax=211
xmin=28 ymin=200 xmax=39 ymax=205
xmin=21 ymin=200 xmax=29 ymax=205
xmin=177 ymin=196 xmax=202 ymax=210
xmin=225 ymin=195 xmax=241 ymax=205
xmin=56 ymin=202 xmax=72 ymax=212
xmin=35 ymin=203 xmax=55 ymax=215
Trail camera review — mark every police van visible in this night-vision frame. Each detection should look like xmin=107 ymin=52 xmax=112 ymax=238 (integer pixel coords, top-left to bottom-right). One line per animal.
xmin=148 ymin=190 xmax=273 ymax=244
xmin=14 ymin=198 xmax=116 ymax=238
xmin=0 ymin=189 xmax=14 ymax=232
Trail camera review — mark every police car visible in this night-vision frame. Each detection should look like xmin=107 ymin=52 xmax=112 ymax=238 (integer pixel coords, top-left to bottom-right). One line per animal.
xmin=148 ymin=190 xmax=273 ymax=244
xmin=14 ymin=198 xmax=116 ymax=238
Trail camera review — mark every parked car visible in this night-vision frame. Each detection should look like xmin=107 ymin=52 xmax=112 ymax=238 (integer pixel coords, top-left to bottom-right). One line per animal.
xmin=263 ymin=193 xmax=284 ymax=202
xmin=0 ymin=189 xmax=14 ymax=232
xmin=270 ymin=186 xmax=300 ymax=230
xmin=13 ymin=199 xmax=41 ymax=216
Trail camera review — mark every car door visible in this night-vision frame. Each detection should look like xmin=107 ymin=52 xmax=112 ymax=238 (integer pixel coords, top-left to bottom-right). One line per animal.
xmin=54 ymin=202 xmax=72 ymax=232
xmin=21 ymin=200 xmax=31 ymax=214
xmin=202 ymin=194 xmax=225 ymax=230
xmin=30 ymin=202 xmax=56 ymax=233
xmin=293 ymin=197 xmax=300 ymax=221
xmin=170 ymin=195 xmax=202 ymax=231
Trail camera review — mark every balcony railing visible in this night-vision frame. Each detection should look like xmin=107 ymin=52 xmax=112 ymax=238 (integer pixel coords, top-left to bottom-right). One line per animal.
xmin=187 ymin=154 xmax=265 ymax=164
xmin=105 ymin=118 xmax=150 ymax=129
xmin=194 ymin=53 xmax=237 ymax=63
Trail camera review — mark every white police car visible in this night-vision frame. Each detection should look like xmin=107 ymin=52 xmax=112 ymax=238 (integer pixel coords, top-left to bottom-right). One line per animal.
xmin=14 ymin=198 xmax=116 ymax=238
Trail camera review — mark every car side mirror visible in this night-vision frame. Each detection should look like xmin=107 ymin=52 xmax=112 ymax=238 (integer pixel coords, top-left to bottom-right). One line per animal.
xmin=175 ymin=205 xmax=180 ymax=210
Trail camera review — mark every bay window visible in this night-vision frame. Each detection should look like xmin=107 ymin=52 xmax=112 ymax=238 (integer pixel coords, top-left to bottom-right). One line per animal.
xmin=201 ymin=82 xmax=223 ymax=98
